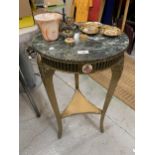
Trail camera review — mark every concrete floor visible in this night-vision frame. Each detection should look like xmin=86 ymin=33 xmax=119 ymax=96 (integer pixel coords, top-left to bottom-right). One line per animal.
xmin=19 ymin=61 xmax=135 ymax=155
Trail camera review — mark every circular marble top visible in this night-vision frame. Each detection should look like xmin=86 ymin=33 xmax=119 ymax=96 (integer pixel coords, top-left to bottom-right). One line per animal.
xmin=32 ymin=32 xmax=129 ymax=63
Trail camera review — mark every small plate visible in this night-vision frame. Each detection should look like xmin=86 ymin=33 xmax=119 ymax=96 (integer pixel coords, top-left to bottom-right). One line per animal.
xmin=78 ymin=22 xmax=103 ymax=35
xmin=80 ymin=26 xmax=99 ymax=35
xmin=100 ymin=25 xmax=122 ymax=37
xmin=79 ymin=22 xmax=100 ymax=35
xmin=83 ymin=22 xmax=102 ymax=28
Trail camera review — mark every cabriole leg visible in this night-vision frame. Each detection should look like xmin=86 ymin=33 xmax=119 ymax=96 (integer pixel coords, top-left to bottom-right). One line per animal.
xmin=100 ymin=56 xmax=124 ymax=132
xmin=37 ymin=55 xmax=63 ymax=138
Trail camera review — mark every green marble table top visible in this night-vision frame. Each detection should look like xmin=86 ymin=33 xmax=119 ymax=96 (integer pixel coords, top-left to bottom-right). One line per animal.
xmin=32 ymin=32 xmax=129 ymax=63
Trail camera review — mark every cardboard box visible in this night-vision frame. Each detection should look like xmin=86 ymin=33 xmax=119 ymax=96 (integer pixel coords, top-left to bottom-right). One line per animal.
xmin=33 ymin=0 xmax=64 ymax=16
xmin=19 ymin=0 xmax=32 ymax=18
xmin=44 ymin=0 xmax=63 ymax=6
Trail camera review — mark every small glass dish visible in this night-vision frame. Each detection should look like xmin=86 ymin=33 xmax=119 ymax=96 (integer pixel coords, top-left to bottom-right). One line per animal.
xmin=64 ymin=37 xmax=75 ymax=45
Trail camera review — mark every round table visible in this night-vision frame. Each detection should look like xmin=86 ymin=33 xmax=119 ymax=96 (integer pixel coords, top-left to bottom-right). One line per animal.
xmin=32 ymin=32 xmax=129 ymax=138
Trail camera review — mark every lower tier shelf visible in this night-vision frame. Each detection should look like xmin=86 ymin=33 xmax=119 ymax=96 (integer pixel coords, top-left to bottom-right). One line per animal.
xmin=61 ymin=90 xmax=102 ymax=118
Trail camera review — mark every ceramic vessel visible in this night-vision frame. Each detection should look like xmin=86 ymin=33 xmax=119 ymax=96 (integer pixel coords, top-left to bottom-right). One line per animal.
xmin=34 ymin=13 xmax=62 ymax=41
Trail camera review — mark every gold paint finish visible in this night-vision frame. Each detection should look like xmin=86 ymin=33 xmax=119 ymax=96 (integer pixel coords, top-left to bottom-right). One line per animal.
xmin=61 ymin=90 xmax=101 ymax=118
xmin=37 ymin=55 xmax=63 ymax=139
xmin=75 ymin=73 xmax=79 ymax=89
xmin=100 ymin=56 xmax=124 ymax=132
xmin=37 ymin=54 xmax=124 ymax=138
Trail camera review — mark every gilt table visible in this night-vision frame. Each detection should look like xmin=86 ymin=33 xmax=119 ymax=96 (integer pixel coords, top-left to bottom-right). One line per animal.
xmin=32 ymin=32 xmax=129 ymax=138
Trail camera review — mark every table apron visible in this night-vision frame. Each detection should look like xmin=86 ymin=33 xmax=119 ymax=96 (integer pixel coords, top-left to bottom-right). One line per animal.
xmin=41 ymin=54 xmax=124 ymax=74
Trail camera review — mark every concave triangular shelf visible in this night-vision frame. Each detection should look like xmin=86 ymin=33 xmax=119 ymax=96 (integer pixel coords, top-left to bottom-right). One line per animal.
xmin=61 ymin=90 xmax=101 ymax=118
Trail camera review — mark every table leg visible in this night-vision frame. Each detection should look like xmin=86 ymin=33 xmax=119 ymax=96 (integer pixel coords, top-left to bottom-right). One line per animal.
xmin=75 ymin=73 xmax=79 ymax=90
xmin=37 ymin=55 xmax=63 ymax=138
xmin=100 ymin=56 xmax=124 ymax=132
